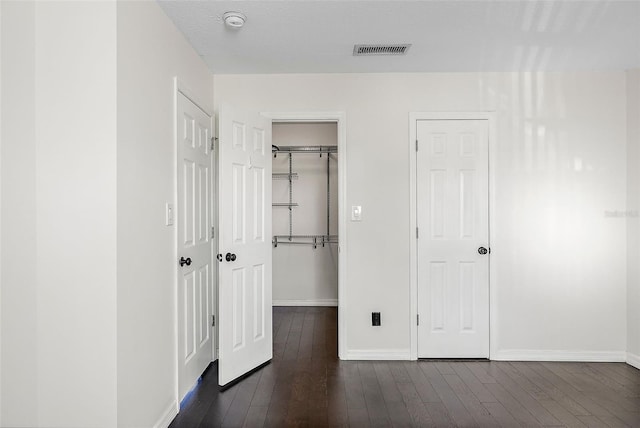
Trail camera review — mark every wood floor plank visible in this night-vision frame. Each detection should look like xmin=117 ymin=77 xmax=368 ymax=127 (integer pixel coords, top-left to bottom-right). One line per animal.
xmin=577 ymin=415 xmax=613 ymax=428
xmin=388 ymin=361 xmax=412 ymax=384
xmin=434 ymin=362 xmax=457 ymax=375
xmin=579 ymin=364 xmax=640 ymax=398
xmin=509 ymin=362 xmax=592 ymax=417
xmin=500 ymin=363 xmax=552 ymax=401
xmin=221 ymin=370 xmax=262 ymax=428
xmin=538 ymin=399 xmax=588 ymax=428
xmin=545 ymin=362 xmax=640 ymax=413
xmin=606 ymin=411 xmax=640 ymax=428
xmin=358 ymin=362 xmax=392 ymax=427
xmin=482 ymin=401 xmax=522 ymax=427
xmin=588 ymin=362 xmax=640 ymax=384
xmin=308 ymin=359 xmax=329 ymax=427
xmin=483 ymin=382 xmax=541 ymax=427
xmin=263 ymin=366 xmax=294 ymax=427
xmin=347 ymin=406 xmax=371 ymax=427
xmin=285 ymin=369 xmax=311 ymax=426
xmin=198 ymin=382 xmax=240 ymax=427
xmin=403 ymin=362 xmax=442 ymax=403
xmin=487 ymin=363 xmax=561 ymax=426
xmin=250 ymin=362 xmax=277 ymax=408
xmin=451 ymin=363 xmax=497 ymax=403
xmin=242 ymin=406 xmax=268 ymax=428
xmin=424 ymin=402 xmax=456 ymax=427
xmin=372 ymin=362 xmax=404 ymax=404
xmin=419 ymin=363 xmax=477 ymax=427
xmin=541 ymin=365 xmax=638 ymax=416
xmin=282 ymin=312 xmax=304 ymax=361
xmin=508 ymin=364 xmax=605 ymax=419
xmin=442 ymin=373 xmax=499 ymax=427
xmin=297 ymin=311 xmax=316 ymax=361
xmin=169 ymin=364 xmax=220 ymax=428
xmin=273 ymin=309 xmax=292 ymax=359
xmin=465 ymin=362 xmax=498 ymax=384
xmin=596 ymin=414 xmax=634 ymax=428
xmin=344 ymin=362 xmax=367 ymax=411
xmin=326 ymin=374 xmax=349 ymax=427
xmin=396 ymin=380 xmax=437 ymax=427
xmin=311 ymin=309 xmax=327 ymax=361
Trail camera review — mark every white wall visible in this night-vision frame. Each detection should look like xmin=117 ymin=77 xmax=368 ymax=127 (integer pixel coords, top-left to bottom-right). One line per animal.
xmin=0 ymin=2 xmax=3 ymax=422
xmin=627 ymin=69 xmax=640 ymax=368
xmin=1 ymin=1 xmax=118 ymax=427
xmin=215 ymin=72 xmax=628 ymax=359
xmin=1 ymin=2 xmax=37 ymax=424
xmin=116 ymin=2 xmax=214 ymax=427
xmin=272 ymin=123 xmax=338 ymax=305
xmin=0 ymin=1 xmax=214 ymax=426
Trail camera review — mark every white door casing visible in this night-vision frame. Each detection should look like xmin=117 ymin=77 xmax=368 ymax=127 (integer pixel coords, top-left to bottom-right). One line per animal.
xmin=263 ymin=111 xmax=347 ymax=360
xmin=176 ymin=91 xmax=214 ymax=401
xmin=218 ymin=106 xmax=272 ymax=386
xmin=416 ymin=119 xmax=490 ymax=358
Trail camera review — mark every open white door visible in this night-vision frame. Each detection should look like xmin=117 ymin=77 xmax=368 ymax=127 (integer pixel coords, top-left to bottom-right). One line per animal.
xmin=176 ymin=92 xmax=214 ymax=401
xmin=417 ymin=119 xmax=489 ymax=358
xmin=218 ymin=105 xmax=272 ymax=386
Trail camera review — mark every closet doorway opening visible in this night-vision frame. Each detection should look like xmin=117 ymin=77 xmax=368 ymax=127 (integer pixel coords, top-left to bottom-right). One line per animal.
xmin=267 ymin=113 xmax=347 ymax=359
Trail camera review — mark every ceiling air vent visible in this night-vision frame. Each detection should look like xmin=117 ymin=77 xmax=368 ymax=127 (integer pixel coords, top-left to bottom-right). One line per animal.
xmin=353 ymin=44 xmax=412 ymax=56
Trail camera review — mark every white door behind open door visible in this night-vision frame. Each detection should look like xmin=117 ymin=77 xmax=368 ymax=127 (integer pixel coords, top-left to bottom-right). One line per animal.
xmin=218 ymin=106 xmax=272 ymax=386
xmin=177 ymin=92 xmax=214 ymax=401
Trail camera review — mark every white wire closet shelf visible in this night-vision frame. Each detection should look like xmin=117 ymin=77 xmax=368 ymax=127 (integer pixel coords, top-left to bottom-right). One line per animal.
xmin=272 ymin=144 xmax=337 ymax=249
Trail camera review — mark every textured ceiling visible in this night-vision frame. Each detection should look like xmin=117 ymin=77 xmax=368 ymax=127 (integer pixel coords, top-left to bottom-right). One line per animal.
xmin=158 ymin=0 xmax=640 ymax=74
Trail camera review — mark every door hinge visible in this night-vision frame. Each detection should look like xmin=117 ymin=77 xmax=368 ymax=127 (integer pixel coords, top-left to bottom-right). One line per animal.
xmin=211 ymin=226 xmax=215 ymax=239
xmin=417 ymin=314 xmax=420 ymax=326
xmin=416 ymin=139 xmax=419 ymax=151
xmin=416 ymin=227 xmax=419 ymax=239
xmin=211 ymin=315 xmax=215 ymax=327
xmin=211 ymin=137 xmax=216 ymax=151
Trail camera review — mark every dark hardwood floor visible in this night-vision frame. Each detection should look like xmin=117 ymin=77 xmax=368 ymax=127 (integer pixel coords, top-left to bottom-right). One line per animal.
xmin=169 ymin=307 xmax=640 ymax=427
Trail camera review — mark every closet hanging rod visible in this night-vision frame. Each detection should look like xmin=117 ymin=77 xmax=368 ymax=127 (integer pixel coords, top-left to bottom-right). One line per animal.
xmin=272 ymin=145 xmax=337 ymax=154
xmin=272 ymin=172 xmax=298 ymax=180
xmin=273 ymin=241 xmax=339 ymax=247
xmin=272 ymin=234 xmax=338 ymax=249
xmin=273 ymin=234 xmax=338 ymax=240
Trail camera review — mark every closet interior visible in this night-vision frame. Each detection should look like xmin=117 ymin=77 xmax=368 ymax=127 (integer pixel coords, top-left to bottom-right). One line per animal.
xmin=272 ymin=122 xmax=339 ymax=306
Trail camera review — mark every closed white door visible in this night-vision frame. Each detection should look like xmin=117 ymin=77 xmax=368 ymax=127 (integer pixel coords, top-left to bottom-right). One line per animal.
xmin=417 ymin=119 xmax=489 ymax=358
xmin=218 ymin=106 xmax=272 ymax=386
xmin=177 ymin=92 xmax=214 ymax=401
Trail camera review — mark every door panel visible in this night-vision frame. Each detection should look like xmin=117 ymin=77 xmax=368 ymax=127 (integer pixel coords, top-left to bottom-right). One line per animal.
xmin=219 ymin=106 xmax=272 ymax=386
xmin=417 ymin=119 xmax=489 ymax=358
xmin=177 ymin=93 xmax=214 ymax=401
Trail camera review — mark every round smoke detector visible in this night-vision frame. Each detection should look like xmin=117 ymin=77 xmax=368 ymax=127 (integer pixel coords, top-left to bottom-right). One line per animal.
xmin=223 ymin=12 xmax=246 ymax=29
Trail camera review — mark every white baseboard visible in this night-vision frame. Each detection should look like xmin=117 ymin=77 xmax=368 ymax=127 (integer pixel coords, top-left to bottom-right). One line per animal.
xmin=492 ymin=349 xmax=626 ymax=362
xmin=273 ymin=299 xmax=338 ymax=307
xmin=627 ymin=352 xmax=640 ymax=369
xmin=345 ymin=349 xmax=411 ymax=361
xmin=153 ymin=400 xmax=178 ymax=428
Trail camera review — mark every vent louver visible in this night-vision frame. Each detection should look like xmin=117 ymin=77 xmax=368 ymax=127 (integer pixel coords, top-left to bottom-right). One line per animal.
xmin=353 ymin=44 xmax=412 ymax=56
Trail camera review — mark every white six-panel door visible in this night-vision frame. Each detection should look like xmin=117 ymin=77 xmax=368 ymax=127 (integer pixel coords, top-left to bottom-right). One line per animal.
xmin=177 ymin=92 xmax=214 ymax=401
xmin=417 ymin=119 xmax=489 ymax=358
xmin=218 ymin=106 xmax=272 ymax=386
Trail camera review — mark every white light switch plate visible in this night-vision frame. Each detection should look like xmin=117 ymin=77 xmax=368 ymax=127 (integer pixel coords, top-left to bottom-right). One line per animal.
xmin=165 ymin=203 xmax=174 ymax=226
xmin=351 ymin=205 xmax=362 ymax=221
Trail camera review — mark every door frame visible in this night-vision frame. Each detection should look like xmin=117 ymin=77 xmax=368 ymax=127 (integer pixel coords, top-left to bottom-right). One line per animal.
xmin=409 ymin=111 xmax=497 ymax=360
xmin=173 ymin=77 xmax=216 ymax=404
xmin=261 ymin=111 xmax=347 ymax=360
